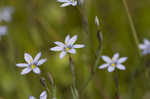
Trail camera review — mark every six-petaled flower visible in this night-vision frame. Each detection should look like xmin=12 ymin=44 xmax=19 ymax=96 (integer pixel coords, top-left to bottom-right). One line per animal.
xmin=16 ymin=52 xmax=47 ymax=75
xmin=50 ymin=34 xmax=85 ymax=59
xmin=99 ymin=53 xmax=127 ymax=72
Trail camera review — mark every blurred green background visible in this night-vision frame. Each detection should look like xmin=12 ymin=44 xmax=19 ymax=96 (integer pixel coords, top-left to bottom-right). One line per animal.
xmin=0 ymin=0 xmax=150 ymax=99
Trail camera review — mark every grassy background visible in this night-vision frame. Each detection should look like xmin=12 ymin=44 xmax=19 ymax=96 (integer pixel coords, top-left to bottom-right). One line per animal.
xmin=0 ymin=0 xmax=150 ymax=99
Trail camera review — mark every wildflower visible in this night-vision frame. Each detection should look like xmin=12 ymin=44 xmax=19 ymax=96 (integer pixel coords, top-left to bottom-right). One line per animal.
xmin=16 ymin=52 xmax=47 ymax=75
xmin=99 ymin=53 xmax=127 ymax=72
xmin=95 ymin=16 xmax=100 ymax=27
xmin=0 ymin=26 xmax=7 ymax=40
xmin=50 ymin=34 xmax=85 ymax=59
xmin=139 ymin=39 xmax=150 ymax=55
xmin=29 ymin=91 xmax=47 ymax=99
xmin=0 ymin=6 xmax=14 ymax=22
xmin=57 ymin=0 xmax=77 ymax=7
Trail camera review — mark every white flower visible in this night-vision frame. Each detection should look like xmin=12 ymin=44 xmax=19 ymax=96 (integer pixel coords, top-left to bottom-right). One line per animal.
xmin=16 ymin=52 xmax=47 ymax=75
xmin=57 ymin=0 xmax=77 ymax=7
xmin=139 ymin=39 xmax=150 ymax=55
xmin=50 ymin=34 xmax=85 ymax=59
xmin=29 ymin=91 xmax=47 ymax=99
xmin=99 ymin=53 xmax=127 ymax=72
xmin=0 ymin=6 xmax=14 ymax=22
xmin=95 ymin=16 xmax=100 ymax=27
xmin=0 ymin=26 xmax=7 ymax=40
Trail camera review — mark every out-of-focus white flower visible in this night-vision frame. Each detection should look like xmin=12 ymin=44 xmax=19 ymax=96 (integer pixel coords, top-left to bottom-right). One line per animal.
xmin=50 ymin=34 xmax=85 ymax=59
xmin=95 ymin=16 xmax=100 ymax=27
xmin=99 ymin=53 xmax=127 ymax=72
xmin=139 ymin=39 xmax=150 ymax=55
xmin=0 ymin=26 xmax=7 ymax=40
xmin=0 ymin=6 xmax=14 ymax=22
xmin=16 ymin=52 xmax=47 ymax=75
xmin=29 ymin=91 xmax=47 ymax=99
xmin=57 ymin=0 xmax=77 ymax=7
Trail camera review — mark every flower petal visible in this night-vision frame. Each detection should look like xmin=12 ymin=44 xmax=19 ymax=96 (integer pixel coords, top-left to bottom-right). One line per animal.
xmin=65 ymin=35 xmax=70 ymax=44
xmin=139 ymin=44 xmax=146 ymax=50
xmin=73 ymin=44 xmax=85 ymax=48
xmin=57 ymin=0 xmax=68 ymax=2
xmin=33 ymin=52 xmax=41 ymax=63
xmin=40 ymin=91 xmax=47 ymax=99
xmin=68 ymin=49 xmax=76 ymax=54
xmin=116 ymin=64 xmax=126 ymax=70
xmin=107 ymin=66 xmax=115 ymax=72
xmin=98 ymin=64 xmax=108 ymax=69
xmin=37 ymin=59 xmax=47 ymax=66
xmin=102 ymin=56 xmax=112 ymax=63
xmin=24 ymin=53 xmax=33 ymax=64
xmin=33 ymin=67 xmax=40 ymax=74
xmin=54 ymin=41 xmax=65 ymax=47
xmin=50 ymin=46 xmax=63 ymax=51
xmin=16 ymin=63 xmax=28 ymax=67
xmin=72 ymin=1 xmax=77 ymax=6
xmin=29 ymin=96 xmax=36 ymax=99
xmin=60 ymin=2 xmax=72 ymax=7
xmin=60 ymin=51 xmax=66 ymax=59
xmin=144 ymin=39 xmax=150 ymax=45
xmin=0 ymin=26 xmax=7 ymax=35
xmin=21 ymin=67 xmax=32 ymax=75
xmin=112 ymin=53 xmax=119 ymax=62
xmin=68 ymin=35 xmax=78 ymax=45
xmin=118 ymin=57 xmax=128 ymax=63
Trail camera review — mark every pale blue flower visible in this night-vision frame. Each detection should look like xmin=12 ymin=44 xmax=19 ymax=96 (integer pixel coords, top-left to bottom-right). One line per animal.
xmin=99 ymin=53 xmax=127 ymax=72
xmin=16 ymin=52 xmax=47 ymax=75
xmin=0 ymin=6 xmax=14 ymax=22
xmin=50 ymin=34 xmax=85 ymax=59
xmin=139 ymin=39 xmax=150 ymax=55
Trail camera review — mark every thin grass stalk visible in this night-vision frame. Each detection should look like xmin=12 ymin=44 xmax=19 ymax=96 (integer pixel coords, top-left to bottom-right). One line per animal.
xmin=122 ymin=0 xmax=141 ymax=56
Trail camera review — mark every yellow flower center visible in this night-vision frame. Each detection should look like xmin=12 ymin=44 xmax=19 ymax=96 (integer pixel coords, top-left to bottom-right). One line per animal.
xmin=111 ymin=63 xmax=115 ymax=67
xmin=65 ymin=48 xmax=70 ymax=52
xmin=31 ymin=64 xmax=36 ymax=69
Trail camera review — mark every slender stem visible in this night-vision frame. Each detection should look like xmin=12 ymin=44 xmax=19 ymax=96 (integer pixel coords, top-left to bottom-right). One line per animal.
xmin=81 ymin=30 xmax=103 ymax=91
xmin=69 ymin=54 xmax=76 ymax=88
xmin=122 ymin=0 xmax=141 ymax=55
xmin=114 ymin=72 xmax=120 ymax=99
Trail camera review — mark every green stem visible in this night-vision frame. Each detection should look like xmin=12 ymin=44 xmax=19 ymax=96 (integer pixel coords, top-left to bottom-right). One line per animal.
xmin=122 ymin=0 xmax=141 ymax=56
xmin=69 ymin=54 xmax=76 ymax=89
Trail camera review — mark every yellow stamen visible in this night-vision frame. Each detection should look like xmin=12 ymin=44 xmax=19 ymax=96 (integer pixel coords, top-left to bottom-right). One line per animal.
xmin=65 ymin=48 xmax=70 ymax=52
xmin=112 ymin=63 xmax=115 ymax=67
xmin=31 ymin=64 xmax=36 ymax=69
